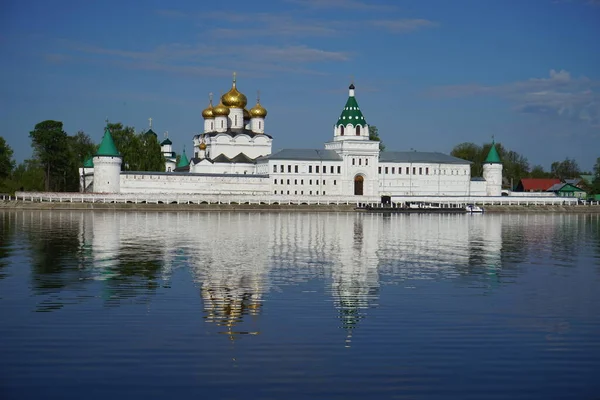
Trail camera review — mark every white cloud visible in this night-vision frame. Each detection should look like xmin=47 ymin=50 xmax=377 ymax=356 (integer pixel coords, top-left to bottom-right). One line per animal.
xmin=429 ymin=70 xmax=600 ymax=126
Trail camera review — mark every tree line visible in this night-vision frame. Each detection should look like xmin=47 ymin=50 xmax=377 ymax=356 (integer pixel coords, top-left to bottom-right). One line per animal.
xmin=0 ymin=120 xmax=164 ymax=194
xmin=450 ymin=142 xmax=600 ymax=194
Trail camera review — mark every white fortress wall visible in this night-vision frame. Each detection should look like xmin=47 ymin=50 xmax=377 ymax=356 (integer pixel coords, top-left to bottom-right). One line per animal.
xmin=378 ymin=162 xmax=472 ymax=196
xmin=119 ymin=172 xmax=271 ymax=194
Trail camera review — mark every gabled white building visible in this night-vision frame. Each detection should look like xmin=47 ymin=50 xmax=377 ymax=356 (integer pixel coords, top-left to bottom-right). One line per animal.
xmin=84 ymin=74 xmax=502 ymax=200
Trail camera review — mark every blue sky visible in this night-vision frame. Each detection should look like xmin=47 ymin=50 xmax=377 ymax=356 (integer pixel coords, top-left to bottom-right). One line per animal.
xmin=1 ymin=0 xmax=599 ymax=170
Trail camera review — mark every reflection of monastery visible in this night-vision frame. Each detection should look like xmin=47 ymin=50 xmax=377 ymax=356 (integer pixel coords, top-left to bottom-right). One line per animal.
xmin=81 ymin=73 xmax=504 ymax=201
xmin=77 ymin=211 xmax=505 ymax=345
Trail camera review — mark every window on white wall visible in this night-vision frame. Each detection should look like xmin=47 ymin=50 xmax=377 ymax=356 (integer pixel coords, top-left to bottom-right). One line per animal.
xmin=273 ymin=165 xmax=277 ymax=172
xmin=337 ymin=166 xmax=341 ymax=174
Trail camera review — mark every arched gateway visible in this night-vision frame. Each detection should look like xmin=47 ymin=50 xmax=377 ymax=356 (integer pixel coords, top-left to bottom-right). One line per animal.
xmin=354 ymin=175 xmax=364 ymax=196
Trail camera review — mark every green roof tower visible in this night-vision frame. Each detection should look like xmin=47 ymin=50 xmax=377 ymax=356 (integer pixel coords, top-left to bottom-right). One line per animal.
xmin=177 ymin=146 xmax=189 ymax=168
xmin=333 ymin=83 xmax=369 ymax=140
xmin=484 ymin=140 xmax=501 ymax=164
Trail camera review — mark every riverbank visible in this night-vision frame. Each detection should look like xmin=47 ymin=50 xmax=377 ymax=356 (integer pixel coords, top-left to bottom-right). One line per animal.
xmin=1 ymin=200 xmax=599 ymax=213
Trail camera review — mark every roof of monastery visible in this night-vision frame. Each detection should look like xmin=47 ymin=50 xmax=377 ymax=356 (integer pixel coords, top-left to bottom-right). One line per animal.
xmin=177 ymin=147 xmax=189 ymax=168
xmin=190 ymin=153 xmax=258 ymax=165
xmin=83 ymin=157 xmax=94 ymax=168
xmin=484 ymin=141 xmax=502 ymax=163
xmin=161 ymin=137 xmax=172 ymax=146
xmin=336 ymin=84 xmax=367 ymax=127
xmin=95 ymin=125 xmax=120 ymax=157
xmin=196 ymin=128 xmax=273 ymax=139
xmin=379 ymin=151 xmax=471 ymax=164
xmin=265 ymin=149 xmax=343 ymax=161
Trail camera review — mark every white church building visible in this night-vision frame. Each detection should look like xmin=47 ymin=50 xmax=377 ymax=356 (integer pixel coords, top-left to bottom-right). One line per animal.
xmin=81 ymin=74 xmax=503 ymax=202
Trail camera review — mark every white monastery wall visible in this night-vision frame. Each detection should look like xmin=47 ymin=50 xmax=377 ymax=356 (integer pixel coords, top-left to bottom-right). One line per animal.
xmin=378 ymin=162 xmax=472 ymax=196
xmin=119 ymin=173 xmax=270 ymax=195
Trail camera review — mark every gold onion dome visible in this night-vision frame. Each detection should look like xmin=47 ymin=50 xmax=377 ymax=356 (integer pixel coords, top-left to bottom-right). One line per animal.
xmin=202 ymin=101 xmax=214 ymax=119
xmin=221 ymin=73 xmax=247 ymax=109
xmin=250 ymin=101 xmax=267 ymax=118
xmin=199 ymin=141 xmax=207 ymax=150
xmin=212 ymin=100 xmax=230 ymax=117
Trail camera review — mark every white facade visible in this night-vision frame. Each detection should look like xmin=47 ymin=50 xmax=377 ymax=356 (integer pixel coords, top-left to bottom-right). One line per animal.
xmin=483 ymin=163 xmax=503 ymax=196
xmin=85 ymin=78 xmax=502 ymax=200
xmin=92 ymin=155 xmax=121 ymax=193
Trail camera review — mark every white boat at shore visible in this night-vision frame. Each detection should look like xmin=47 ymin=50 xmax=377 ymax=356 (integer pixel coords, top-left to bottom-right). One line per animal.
xmin=466 ymin=204 xmax=484 ymax=213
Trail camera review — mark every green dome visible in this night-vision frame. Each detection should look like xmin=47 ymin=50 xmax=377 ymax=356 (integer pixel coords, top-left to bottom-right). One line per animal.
xmin=83 ymin=157 xmax=94 ymax=168
xmin=336 ymin=84 xmax=367 ymax=127
xmin=485 ymin=141 xmax=501 ymax=164
xmin=177 ymin=146 xmax=189 ymax=168
xmin=95 ymin=125 xmax=120 ymax=157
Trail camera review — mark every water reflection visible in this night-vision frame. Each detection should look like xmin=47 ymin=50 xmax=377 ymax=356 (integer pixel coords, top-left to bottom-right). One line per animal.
xmin=0 ymin=212 xmax=16 ymax=280
xmin=2 ymin=210 xmax=599 ymax=329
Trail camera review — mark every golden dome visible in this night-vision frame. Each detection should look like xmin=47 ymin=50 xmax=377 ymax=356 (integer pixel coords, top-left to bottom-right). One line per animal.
xmin=199 ymin=141 xmax=207 ymax=151
xmin=212 ymin=100 xmax=230 ymax=117
xmin=243 ymin=108 xmax=250 ymax=120
xmin=250 ymin=101 xmax=267 ymax=118
xmin=202 ymin=101 xmax=214 ymax=119
xmin=221 ymin=72 xmax=247 ymax=109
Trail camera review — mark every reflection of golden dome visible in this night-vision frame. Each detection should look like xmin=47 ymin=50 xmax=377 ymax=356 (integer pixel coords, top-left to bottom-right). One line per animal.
xmin=250 ymin=101 xmax=267 ymax=118
xmin=202 ymin=100 xmax=214 ymax=119
xmin=243 ymin=108 xmax=250 ymax=120
xmin=212 ymin=100 xmax=230 ymax=117
xmin=199 ymin=141 xmax=207 ymax=150
xmin=221 ymin=73 xmax=247 ymax=108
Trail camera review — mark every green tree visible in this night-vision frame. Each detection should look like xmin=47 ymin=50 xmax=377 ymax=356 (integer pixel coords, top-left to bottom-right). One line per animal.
xmin=450 ymin=142 xmax=484 ymax=176
xmin=65 ymin=131 xmax=97 ymax=192
xmin=550 ymin=158 xmax=580 ymax=180
xmin=138 ymin=131 xmax=165 ymax=172
xmin=529 ymin=165 xmax=550 ymax=178
xmin=29 ymin=120 xmax=70 ymax=191
xmin=107 ymin=123 xmax=163 ymax=171
xmin=0 ymin=136 xmax=15 ymax=181
xmin=451 ymin=141 xmax=529 ymax=187
xmin=369 ymin=125 xmax=385 ymax=151
xmin=5 ymin=159 xmax=45 ymax=193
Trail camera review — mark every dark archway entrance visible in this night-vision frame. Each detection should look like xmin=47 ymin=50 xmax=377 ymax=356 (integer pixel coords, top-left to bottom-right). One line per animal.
xmin=354 ymin=175 xmax=364 ymax=196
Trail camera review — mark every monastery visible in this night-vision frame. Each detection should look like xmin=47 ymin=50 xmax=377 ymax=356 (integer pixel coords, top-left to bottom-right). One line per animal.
xmin=82 ymin=74 xmax=503 ymax=201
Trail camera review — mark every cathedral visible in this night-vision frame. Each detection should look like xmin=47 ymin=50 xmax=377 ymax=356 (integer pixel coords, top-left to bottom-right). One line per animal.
xmin=83 ymin=74 xmax=503 ymax=200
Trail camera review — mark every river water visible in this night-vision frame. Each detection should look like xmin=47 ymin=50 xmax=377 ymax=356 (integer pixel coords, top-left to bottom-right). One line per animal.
xmin=0 ymin=210 xmax=599 ymax=399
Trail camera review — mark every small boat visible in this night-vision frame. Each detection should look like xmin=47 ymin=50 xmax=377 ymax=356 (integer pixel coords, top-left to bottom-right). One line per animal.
xmin=466 ymin=204 xmax=484 ymax=213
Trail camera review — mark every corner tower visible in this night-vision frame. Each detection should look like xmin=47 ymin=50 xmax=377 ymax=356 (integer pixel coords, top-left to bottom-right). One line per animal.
xmin=482 ymin=140 xmax=503 ymax=196
xmin=93 ymin=124 xmax=122 ymax=193
xmin=333 ymin=83 xmax=369 ymax=141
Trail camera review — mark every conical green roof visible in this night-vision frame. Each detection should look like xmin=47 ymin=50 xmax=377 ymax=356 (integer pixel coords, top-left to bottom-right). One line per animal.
xmin=336 ymin=85 xmax=366 ymax=127
xmin=83 ymin=157 xmax=94 ymax=168
xmin=96 ymin=125 xmax=120 ymax=157
xmin=177 ymin=146 xmax=189 ymax=168
xmin=485 ymin=141 xmax=501 ymax=164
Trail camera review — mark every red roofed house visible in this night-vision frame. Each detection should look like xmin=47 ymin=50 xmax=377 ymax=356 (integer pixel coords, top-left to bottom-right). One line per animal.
xmin=514 ymin=178 xmax=561 ymax=192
